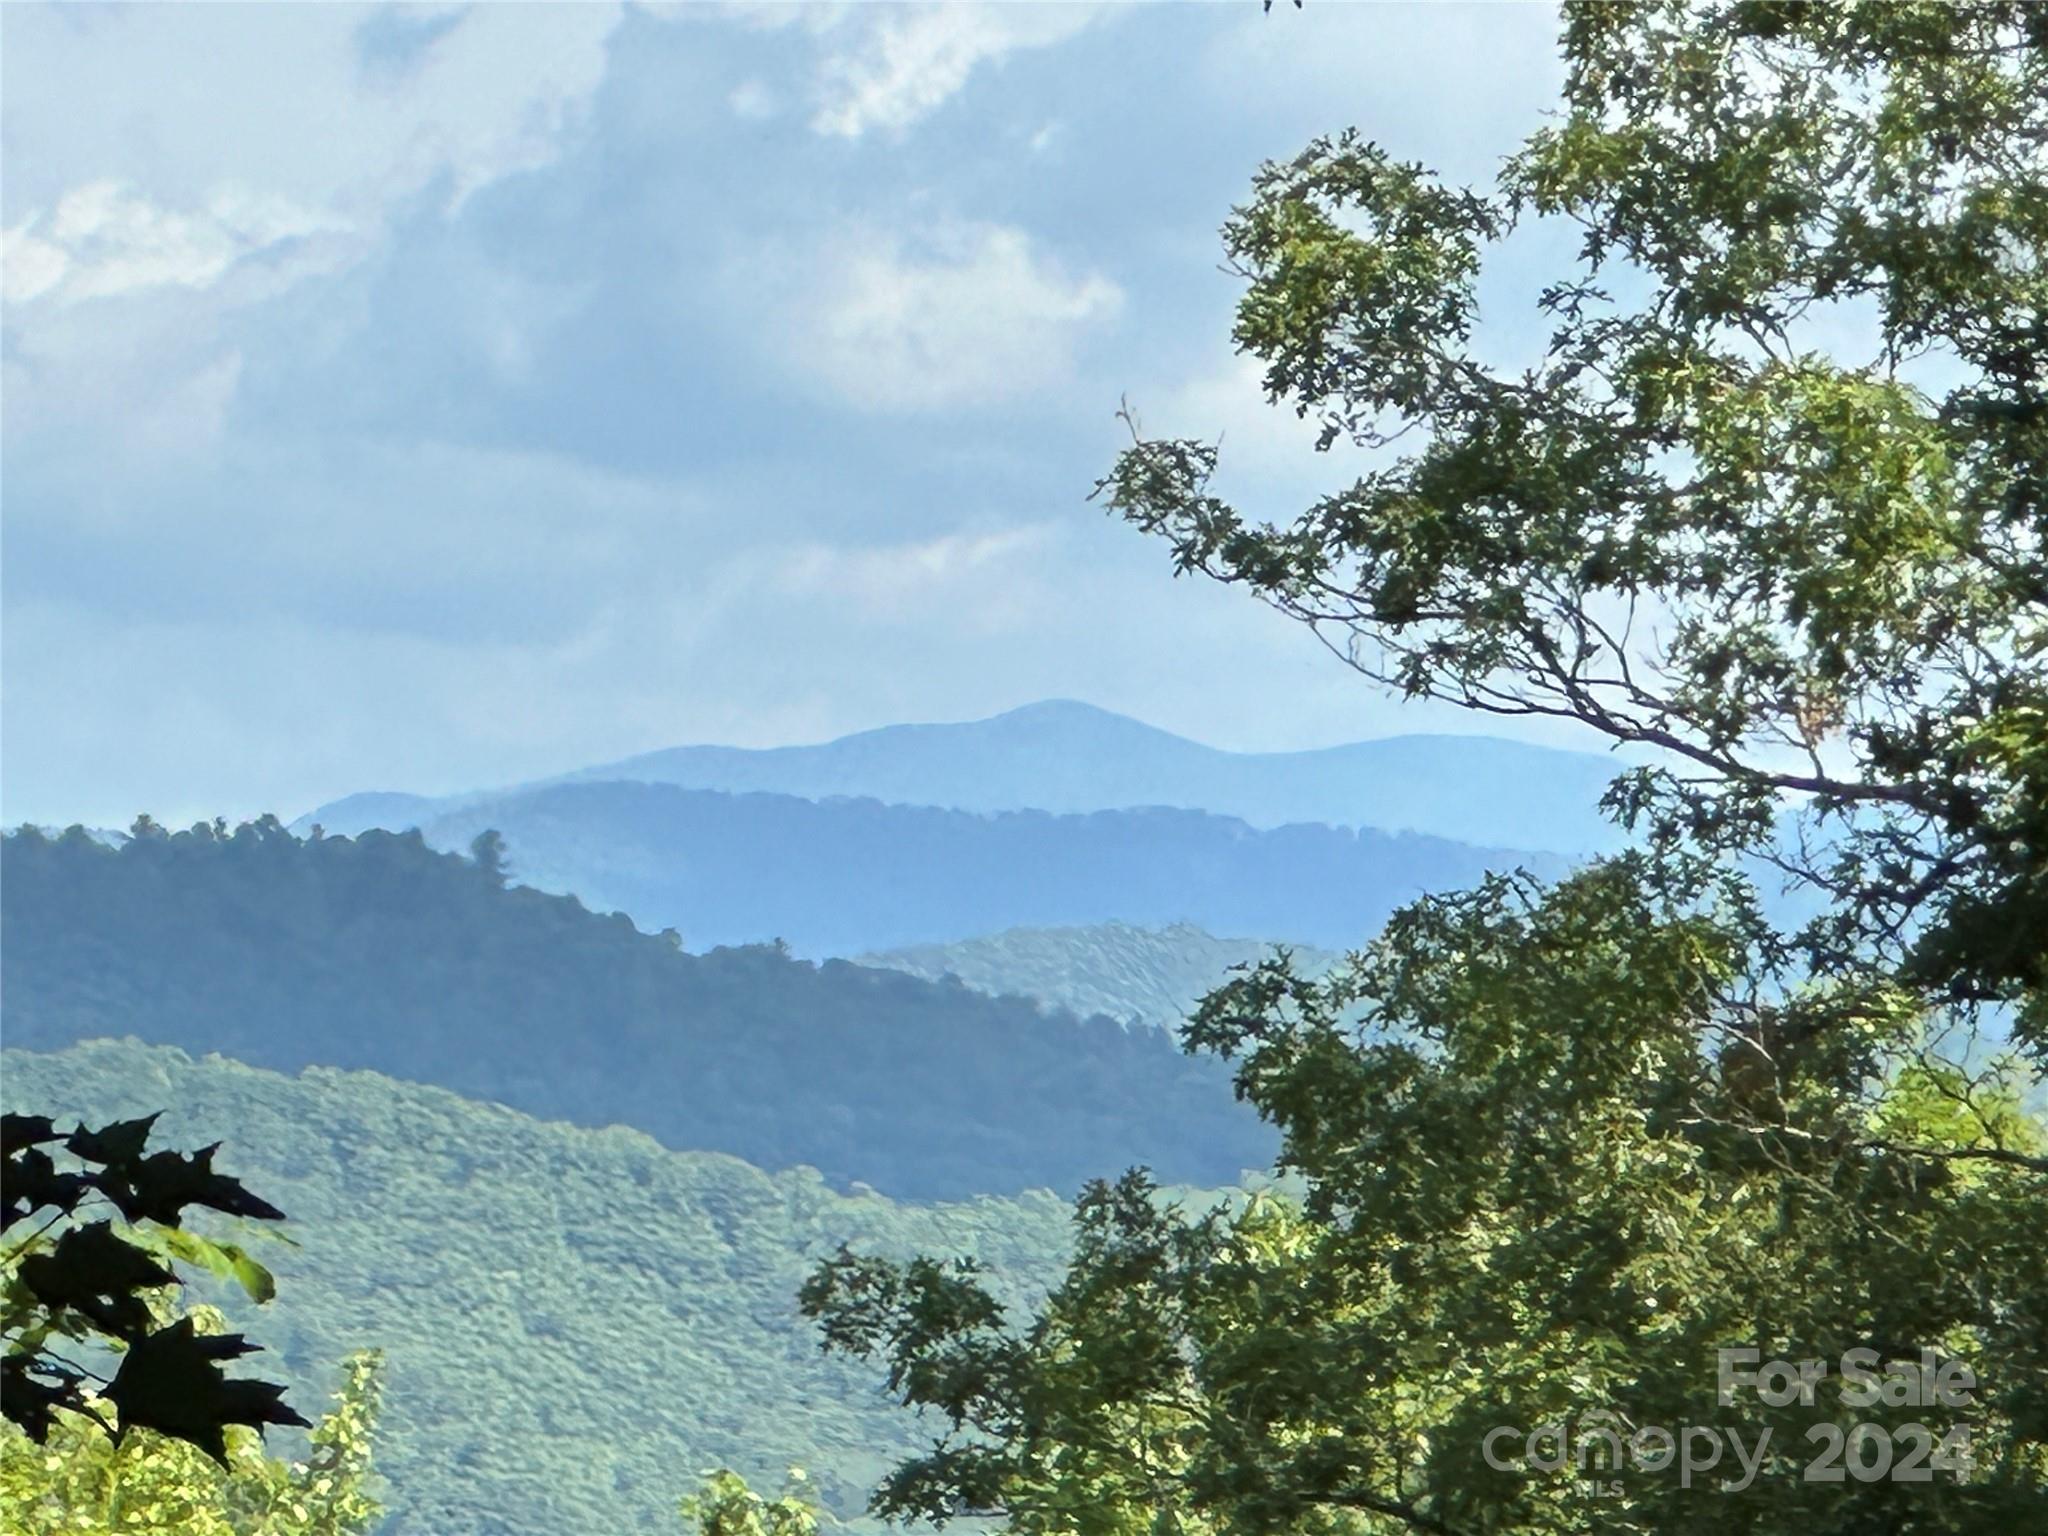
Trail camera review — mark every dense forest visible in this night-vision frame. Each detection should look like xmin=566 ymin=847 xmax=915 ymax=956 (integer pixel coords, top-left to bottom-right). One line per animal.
xmin=2 ymin=1038 xmax=1092 ymax=1536
xmin=1 ymin=822 xmax=1275 ymax=1200
xmin=859 ymin=920 xmax=1345 ymax=1031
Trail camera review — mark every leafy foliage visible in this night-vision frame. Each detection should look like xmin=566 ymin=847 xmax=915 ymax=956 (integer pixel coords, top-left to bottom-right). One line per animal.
xmin=811 ymin=5 xmax=2048 ymax=1533
xmin=2 ymin=1110 xmax=304 ymax=1464
xmin=1094 ymin=0 xmax=2048 ymax=1056
xmin=2 ymin=819 xmax=1273 ymax=1201
xmin=0 ymin=1331 xmax=382 ymax=1536
xmin=807 ymin=863 xmax=2048 ymax=1534
xmin=3 ymin=1039 xmax=1093 ymax=1536
xmin=681 ymin=1468 xmax=827 ymax=1536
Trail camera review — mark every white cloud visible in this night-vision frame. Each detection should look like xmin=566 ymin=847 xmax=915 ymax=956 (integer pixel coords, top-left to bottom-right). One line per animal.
xmin=1 ymin=4 xmax=623 ymax=310
xmin=3 ymin=181 xmax=353 ymax=307
xmin=1 ymin=5 xmax=625 ymax=454
xmin=774 ymin=523 xmax=1058 ymax=622
xmin=811 ymin=4 xmax=1098 ymax=139
xmin=791 ymin=222 xmax=1121 ymax=410
xmin=0 ymin=226 xmax=67 ymax=304
xmin=728 ymin=78 xmax=779 ymax=121
xmin=369 ymin=3 xmax=624 ymax=211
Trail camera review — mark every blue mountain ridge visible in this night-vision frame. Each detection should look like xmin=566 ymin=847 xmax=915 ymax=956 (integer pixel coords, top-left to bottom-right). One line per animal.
xmin=291 ymin=699 xmax=1629 ymax=857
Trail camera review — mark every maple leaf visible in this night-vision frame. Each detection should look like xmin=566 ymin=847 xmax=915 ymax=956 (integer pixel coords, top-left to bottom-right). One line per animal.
xmin=105 ymin=1318 xmax=310 ymax=1465
xmin=1 ymin=1146 xmax=92 ymax=1229
xmin=18 ymin=1221 xmax=175 ymax=1340
xmin=64 ymin=1113 xmax=161 ymax=1169
xmin=0 ymin=1351 xmax=86 ymax=1443
xmin=101 ymin=1144 xmax=289 ymax=1226
xmin=1 ymin=1113 xmax=61 ymax=1159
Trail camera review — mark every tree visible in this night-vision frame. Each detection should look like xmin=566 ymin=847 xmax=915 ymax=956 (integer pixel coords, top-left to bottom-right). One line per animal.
xmin=1096 ymin=0 xmax=2048 ymax=1056
xmin=3 ymin=1111 xmax=304 ymax=1462
xmin=680 ymin=1469 xmax=825 ymax=1536
xmin=468 ymin=829 xmax=510 ymax=886
xmin=808 ymin=863 xmax=2047 ymax=1534
xmin=3 ymin=1112 xmax=383 ymax=1532
xmin=806 ymin=5 xmax=2048 ymax=1532
xmin=0 ymin=1335 xmax=383 ymax=1536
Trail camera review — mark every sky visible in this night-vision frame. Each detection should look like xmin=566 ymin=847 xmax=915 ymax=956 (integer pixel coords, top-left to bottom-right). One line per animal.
xmin=1 ymin=1 xmax=1578 ymax=829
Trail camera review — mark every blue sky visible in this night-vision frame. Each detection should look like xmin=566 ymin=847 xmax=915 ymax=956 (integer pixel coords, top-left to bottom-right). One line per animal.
xmin=2 ymin=1 xmax=1575 ymax=829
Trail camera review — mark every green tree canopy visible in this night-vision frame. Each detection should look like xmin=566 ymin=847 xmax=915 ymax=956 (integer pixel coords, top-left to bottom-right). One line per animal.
xmin=1097 ymin=0 xmax=2048 ymax=1053
xmin=808 ymin=5 xmax=2048 ymax=1533
xmin=808 ymin=861 xmax=2046 ymax=1533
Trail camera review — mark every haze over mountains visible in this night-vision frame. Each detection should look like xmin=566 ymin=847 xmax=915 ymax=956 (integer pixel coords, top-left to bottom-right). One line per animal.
xmin=361 ymin=784 xmax=1568 ymax=955
xmin=294 ymin=700 xmax=1627 ymax=855
xmin=276 ymin=701 xmax=1614 ymax=954
xmin=859 ymin=920 xmax=1348 ymax=1031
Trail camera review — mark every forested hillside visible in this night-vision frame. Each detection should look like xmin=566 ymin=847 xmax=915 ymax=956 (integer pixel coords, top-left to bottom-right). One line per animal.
xmin=1 ymin=1039 xmax=1089 ymax=1536
xmin=860 ymin=920 xmax=1346 ymax=1030
xmin=2 ymin=822 xmax=1274 ymax=1200
xmin=9 ymin=7 xmax=2046 ymax=1536
xmin=306 ymin=780 xmax=1565 ymax=954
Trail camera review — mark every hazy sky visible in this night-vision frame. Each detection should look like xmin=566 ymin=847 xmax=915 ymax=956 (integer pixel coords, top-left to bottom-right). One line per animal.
xmin=2 ymin=2 xmax=1578 ymax=828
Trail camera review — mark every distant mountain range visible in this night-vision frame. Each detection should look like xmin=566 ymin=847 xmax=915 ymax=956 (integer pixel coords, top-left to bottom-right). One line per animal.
xmin=860 ymin=920 xmax=1347 ymax=1031
xmin=2 ymin=821 xmax=1274 ymax=1201
xmin=293 ymin=700 xmax=1628 ymax=855
xmin=290 ymin=781 xmax=1570 ymax=955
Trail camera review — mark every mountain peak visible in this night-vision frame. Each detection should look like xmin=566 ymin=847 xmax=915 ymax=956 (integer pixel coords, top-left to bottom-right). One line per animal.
xmin=986 ymin=698 xmax=1125 ymax=722
xmin=972 ymin=699 xmax=1175 ymax=736
xmin=297 ymin=701 xmax=1626 ymax=856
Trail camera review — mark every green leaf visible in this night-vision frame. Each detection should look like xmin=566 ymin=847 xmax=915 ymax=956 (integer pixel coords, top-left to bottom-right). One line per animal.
xmin=223 ymin=1244 xmax=276 ymax=1306
xmin=124 ymin=1226 xmax=278 ymax=1305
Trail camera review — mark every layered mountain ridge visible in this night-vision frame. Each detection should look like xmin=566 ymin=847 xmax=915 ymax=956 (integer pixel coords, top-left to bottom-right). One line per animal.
xmin=292 ymin=699 xmax=1626 ymax=856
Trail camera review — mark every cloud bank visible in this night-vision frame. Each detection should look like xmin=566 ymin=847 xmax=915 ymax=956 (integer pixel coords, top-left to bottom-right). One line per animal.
xmin=2 ymin=1 xmax=1571 ymax=827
